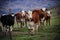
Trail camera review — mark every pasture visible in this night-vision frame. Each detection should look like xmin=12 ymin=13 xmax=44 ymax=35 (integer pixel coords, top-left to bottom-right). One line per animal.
xmin=0 ymin=15 xmax=60 ymax=40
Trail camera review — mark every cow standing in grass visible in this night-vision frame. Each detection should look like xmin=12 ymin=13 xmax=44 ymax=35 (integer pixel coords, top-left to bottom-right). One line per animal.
xmin=0 ymin=13 xmax=15 ymax=40
xmin=41 ymin=8 xmax=51 ymax=26
xmin=16 ymin=10 xmax=27 ymax=28
xmin=15 ymin=11 xmax=22 ymax=28
xmin=26 ymin=10 xmax=40 ymax=34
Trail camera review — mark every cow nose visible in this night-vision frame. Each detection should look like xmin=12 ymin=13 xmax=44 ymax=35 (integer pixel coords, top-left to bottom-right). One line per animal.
xmin=29 ymin=16 xmax=32 ymax=19
xmin=29 ymin=15 xmax=32 ymax=18
xmin=30 ymin=18 xmax=32 ymax=19
xmin=29 ymin=18 xmax=32 ymax=21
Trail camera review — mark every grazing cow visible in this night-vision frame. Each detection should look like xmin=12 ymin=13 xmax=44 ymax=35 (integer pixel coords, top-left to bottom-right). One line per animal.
xmin=41 ymin=8 xmax=51 ymax=26
xmin=0 ymin=13 xmax=15 ymax=40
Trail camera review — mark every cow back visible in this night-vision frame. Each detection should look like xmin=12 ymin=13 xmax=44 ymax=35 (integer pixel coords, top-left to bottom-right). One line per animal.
xmin=32 ymin=10 xmax=40 ymax=23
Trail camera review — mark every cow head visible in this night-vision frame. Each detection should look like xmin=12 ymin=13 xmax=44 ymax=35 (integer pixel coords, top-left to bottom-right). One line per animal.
xmin=47 ymin=11 xmax=50 ymax=14
xmin=10 ymin=13 xmax=15 ymax=16
xmin=47 ymin=10 xmax=51 ymax=16
xmin=28 ymin=10 xmax=32 ymax=19
xmin=42 ymin=8 xmax=46 ymax=11
xmin=22 ymin=10 xmax=26 ymax=16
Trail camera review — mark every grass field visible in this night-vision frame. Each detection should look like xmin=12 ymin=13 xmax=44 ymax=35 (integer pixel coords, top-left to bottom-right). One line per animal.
xmin=0 ymin=16 xmax=60 ymax=40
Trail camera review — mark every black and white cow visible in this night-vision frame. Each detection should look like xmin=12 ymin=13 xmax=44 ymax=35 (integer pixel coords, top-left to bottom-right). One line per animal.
xmin=0 ymin=13 xmax=15 ymax=39
xmin=1 ymin=13 xmax=15 ymax=32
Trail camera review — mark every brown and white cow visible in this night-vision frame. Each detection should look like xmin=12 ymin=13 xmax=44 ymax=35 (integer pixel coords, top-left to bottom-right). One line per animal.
xmin=15 ymin=10 xmax=26 ymax=28
xmin=27 ymin=10 xmax=40 ymax=33
xmin=41 ymin=8 xmax=51 ymax=26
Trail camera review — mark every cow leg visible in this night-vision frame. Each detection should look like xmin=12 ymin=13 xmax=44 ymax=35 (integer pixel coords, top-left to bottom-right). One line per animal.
xmin=21 ymin=19 xmax=25 ymax=28
xmin=31 ymin=24 xmax=37 ymax=34
xmin=22 ymin=21 xmax=24 ymax=28
xmin=16 ymin=20 xmax=21 ymax=28
xmin=27 ymin=22 xmax=31 ymax=34
xmin=31 ymin=27 xmax=35 ymax=34
xmin=18 ymin=20 xmax=23 ymax=28
xmin=49 ymin=19 xmax=50 ymax=26
xmin=43 ymin=21 xmax=44 ymax=26
xmin=0 ymin=23 xmax=3 ymax=31
xmin=25 ymin=21 xmax=27 ymax=27
xmin=8 ymin=26 xmax=12 ymax=40
xmin=16 ymin=21 xmax=18 ymax=25
xmin=18 ymin=22 xmax=21 ymax=28
xmin=28 ymin=27 xmax=32 ymax=34
xmin=23 ymin=19 xmax=25 ymax=28
xmin=46 ymin=20 xmax=48 ymax=26
xmin=41 ymin=17 xmax=45 ymax=26
xmin=1 ymin=26 xmax=3 ymax=32
xmin=21 ymin=22 xmax=23 ymax=28
xmin=20 ymin=18 xmax=25 ymax=28
xmin=2 ymin=26 xmax=6 ymax=37
xmin=40 ymin=21 xmax=44 ymax=27
xmin=36 ymin=24 xmax=39 ymax=32
xmin=10 ymin=26 xmax=13 ymax=31
xmin=46 ymin=19 xmax=50 ymax=26
xmin=17 ymin=22 xmax=19 ymax=28
xmin=27 ymin=21 xmax=34 ymax=34
xmin=33 ymin=24 xmax=39 ymax=34
xmin=24 ymin=21 xmax=26 ymax=28
xmin=40 ymin=20 xmax=44 ymax=27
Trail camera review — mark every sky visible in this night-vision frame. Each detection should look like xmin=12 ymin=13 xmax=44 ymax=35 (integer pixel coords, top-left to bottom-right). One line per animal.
xmin=0 ymin=0 xmax=60 ymax=14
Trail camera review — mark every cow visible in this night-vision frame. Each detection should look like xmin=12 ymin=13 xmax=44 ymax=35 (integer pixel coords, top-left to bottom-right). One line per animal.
xmin=26 ymin=9 xmax=51 ymax=33
xmin=0 ymin=13 xmax=15 ymax=40
xmin=1 ymin=13 xmax=15 ymax=31
xmin=15 ymin=10 xmax=27 ymax=28
xmin=41 ymin=8 xmax=51 ymax=26
xmin=37 ymin=9 xmax=45 ymax=26
xmin=27 ymin=10 xmax=40 ymax=34
xmin=15 ymin=11 xmax=22 ymax=28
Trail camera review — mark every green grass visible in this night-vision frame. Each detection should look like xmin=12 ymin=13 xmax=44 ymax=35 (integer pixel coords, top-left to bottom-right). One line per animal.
xmin=0 ymin=16 xmax=60 ymax=40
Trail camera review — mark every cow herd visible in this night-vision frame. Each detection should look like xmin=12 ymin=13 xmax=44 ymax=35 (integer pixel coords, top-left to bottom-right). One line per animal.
xmin=0 ymin=8 xmax=51 ymax=34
